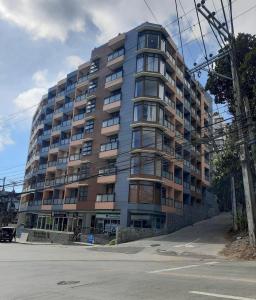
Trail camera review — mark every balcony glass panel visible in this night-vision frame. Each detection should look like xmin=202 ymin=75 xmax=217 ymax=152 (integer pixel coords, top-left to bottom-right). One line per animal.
xmin=102 ymin=117 xmax=120 ymax=128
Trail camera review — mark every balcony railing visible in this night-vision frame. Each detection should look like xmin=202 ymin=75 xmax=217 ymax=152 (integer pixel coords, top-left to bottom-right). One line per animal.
xmin=176 ymin=109 xmax=183 ymax=119
xmin=43 ymin=199 xmax=52 ymax=205
xmin=98 ymin=167 xmax=116 ymax=176
xmin=66 ymin=82 xmax=77 ymax=92
xmin=57 ymin=91 xmax=65 ymax=98
xmin=71 ymin=133 xmax=84 ymax=141
xmin=76 ymin=93 xmax=87 ymax=102
xmin=64 ymin=101 xmax=74 ymax=109
xmin=176 ymin=87 xmax=183 ymax=97
xmin=52 ymin=198 xmax=63 ymax=205
xmin=108 ymin=48 xmax=124 ymax=62
xmin=38 ymin=163 xmax=47 ymax=170
xmin=104 ymin=93 xmax=121 ymax=105
xmin=73 ymin=113 xmax=85 ymax=121
xmin=57 ymin=157 xmax=68 ymax=164
xmin=55 ymin=176 xmax=66 ymax=185
xmin=55 ymin=107 xmax=64 ymax=114
xmin=61 ymin=120 xmax=72 ymax=127
xmin=174 ymin=176 xmax=182 ymax=185
xmin=100 ymin=141 xmax=118 ymax=152
xmin=162 ymin=170 xmax=173 ymax=181
xmin=161 ymin=197 xmax=174 ymax=207
xmin=41 ymin=146 xmax=49 ymax=153
xmin=96 ymin=194 xmax=115 ymax=202
xmin=52 ymin=125 xmax=61 ymax=132
xmin=48 ymin=161 xmax=57 ymax=167
xmin=183 ymin=181 xmax=190 ymax=189
xmin=78 ymin=75 xmax=89 ymax=84
xmin=69 ymin=153 xmax=81 ymax=161
xmin=64 ymin=197 xmax=77 ymax=204
xmin=106 ymin=70 xmax=122 ymax=83
xmin=166 ymin=51 xmax=175 ymax=65
xmin=164 ymin=96 xmax=175 ymax=109
xmin=102 ymin=117 xmax=120 ymax=128
xmin=60 ymin=138 xmax=70 ymax=145
xmin=50 ymin=142 xmax=59 ymax=149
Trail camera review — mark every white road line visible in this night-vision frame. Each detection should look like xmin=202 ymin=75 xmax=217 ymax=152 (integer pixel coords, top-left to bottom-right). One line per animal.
xmin=173 ymin=238 xmax=200 ymax=248
xmin=189 ymin=291 xmax=256 ymax=300
xmin=204 ymin=261 xmax=220 ymax=265
xmin=148 ymin=264 xmax=200 ymax=274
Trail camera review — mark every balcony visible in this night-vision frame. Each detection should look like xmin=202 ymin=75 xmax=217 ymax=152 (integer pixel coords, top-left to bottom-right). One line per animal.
xmin=97 ymin=167 xmax=116 ymax=184
xmin=77 ymin=75 xmax=89 ymax=88
xmin=68 ymin=153 xmax=81 ymax=166
xmin=43 ymin=199 xmax=52 ymax=205
xmin=107 ymin=49 xmax=124 ymax=69
xmin=95 ymin=194 xmax=115 ymax=210
xmin=41 ymin=146 xmax=49 ymax=154
xmin=108 ymin=33 xmax=125 ymax=49
xmin=59 ymin=138 xmax=70 ymax=147
xmin=70 ymin=132 xmax=84 ymax=145
xmin=52 ymin=125 xmax=61 ymax=136
xmin=176 ymin=67 xmax=184 ymax=80
xmin=103 ymin=94 xmax=121 ymax=113
xmin=176 ymin=109 xmax=183 ymax=120
xmin=73 ymin=113 xmax=85 ymax=126
xmin=61 ymin=119 xmax=72 ymax=130
xmin=56 ymin=91 xmax=65 ymax=102
xmin=52 ymin=198 xmax=63 ymax=206
xmin=49 ymin=142 xmax=59 ymax=153
xmin=101 ymin=117 xmax=120 ymax=136
xmin=105 ymin=71 xmax=123 ymax=91
xmin=99 ymin=141 xmax=118 ymax=159
xmin=176 ymin=87 xmax=183 ymax=99
xmin=64 ymin=196 xmax=77 ymax=204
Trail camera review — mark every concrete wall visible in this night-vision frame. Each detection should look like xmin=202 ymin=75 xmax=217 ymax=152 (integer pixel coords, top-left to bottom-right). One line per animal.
xmin=26 ymin=229 xmax=73 ymax=244
xmin=116 ymin=203 xmax=219 ymax=243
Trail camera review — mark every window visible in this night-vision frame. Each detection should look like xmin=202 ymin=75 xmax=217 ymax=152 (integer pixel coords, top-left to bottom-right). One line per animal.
xmin=88 ymin=80 xmax=97 ymax=93
xmin=87 ymin=99 xmax=96 ymax=113
xmin=138 ymin=32 xmax=160 ymax=49
xmin=85 ymin=119 xmax=94 ymax=133
xmin=136 ymin=54 xmax=164 ymax=74
xmin=79 ymin=186 xmax=88 ymax=201
xmin=82 ymin=141 xmax=92 ymax=156
xmin=133 ymin=102 xmax=164 ymax=124
xmin=132 ymin=127 xmax=164 ymax=150
xmin=106 ymin=69 xmax=123 ymax=82
xmin=129 ymin=181 xmax=159 ymax=204
xmin=80 ymin=163 xmax=90 ymax=179
xmin=135 ymin=77 xmax=164 ymax=99
xmin=104 ymin=90 xmax=121 ymax=105
xmin=131 ymin=154 xmax=161 ymax=176
xmin=89 ymin=59 xmax=99 ymax=74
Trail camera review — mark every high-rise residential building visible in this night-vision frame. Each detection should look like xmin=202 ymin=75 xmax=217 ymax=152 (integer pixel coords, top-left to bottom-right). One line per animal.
xmin=212 ymin=112 xmax=227 ymax=149
xmin=19 ymin=22 xmax=212 ymax=233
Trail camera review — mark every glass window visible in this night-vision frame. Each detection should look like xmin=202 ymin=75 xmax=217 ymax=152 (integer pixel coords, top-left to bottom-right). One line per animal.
xmin=79 ymin=186 xmax=88 ymax=201
xmin=131 ymin=156 xmax=140 ymax=175
xmin=147 ymin=33 xmax=159 ymax=49
xmin=132 ymin=130 xmax=141 ymax=148
xmin=142 ymin=128 xmax=155 ymax=148
xmin=139 ymin=182 xmax=154 ymax=203
xmin=136 ymin=55 xmax=144 ymax=72
xmin=147 ymin=54 xmax=158 ymax=72
xmin=85 ymin=119 xmax=94 ymax=133
xmin=143 ymin=102 xmax=156 ymax=122
xmin=135 ymin=79 xmax=143 ymax=97
xmin=87 ymin=99 xmax=96 ymax=112
xmin=134 ymin=103 xmax=143 ymax=122
xmin=129 ymin=184 xmax=138 ymax=203
xmin=145 ymin=78 xmax=158 ymax=97
xmin=142 ymin=155 xmax=154 ymax=175
xmin=82 ymin=141 xmax=92 ymax=156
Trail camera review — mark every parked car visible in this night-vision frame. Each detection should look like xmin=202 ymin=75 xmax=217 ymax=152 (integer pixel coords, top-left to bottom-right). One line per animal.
xmin=0 ymin=226 xmax=16 ymax=242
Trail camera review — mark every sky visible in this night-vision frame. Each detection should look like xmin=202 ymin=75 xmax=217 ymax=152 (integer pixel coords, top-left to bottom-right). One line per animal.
xmin=0 ymin=0 xmax=255 ymax=191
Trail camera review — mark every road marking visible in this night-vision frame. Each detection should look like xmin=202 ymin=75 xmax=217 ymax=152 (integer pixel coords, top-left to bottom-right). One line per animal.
xmin=189 ymin=291 xmax=256 ymax=300
xmin=161 ymin=272 xmax=256 ymax=284
xmin=173 ymin=238 xmax=200 ymax=248
xmin=148 ymin=264 xmax=200 ymax=274
xmin=204 ymin=261 xmax=220 ymax=265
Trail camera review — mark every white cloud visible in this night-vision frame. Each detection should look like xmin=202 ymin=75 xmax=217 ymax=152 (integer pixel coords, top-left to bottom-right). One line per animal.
xmin=0 ymin=117 xmax=14 ymax=151
xmin=32 ymin=69 xmax=48 ymax=87
xmin=65 ymin=55 xmax=84 ymax=69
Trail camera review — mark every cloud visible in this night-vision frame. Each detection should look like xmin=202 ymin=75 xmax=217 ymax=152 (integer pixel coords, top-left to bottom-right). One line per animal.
xmin=0 ymin=117 xmax=15 ymax=151
xmin=65 ymin=55 xmax=84 ymax=69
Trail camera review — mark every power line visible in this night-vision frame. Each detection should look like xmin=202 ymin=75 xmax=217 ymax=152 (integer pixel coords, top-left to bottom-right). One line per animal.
xmin=143 ymin=0 xmax=159 ymax=23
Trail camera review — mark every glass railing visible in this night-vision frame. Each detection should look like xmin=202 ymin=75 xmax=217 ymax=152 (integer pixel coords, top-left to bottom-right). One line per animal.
xmin=60 ymin=138 xmax=70 ymax=145
xmin=183 ymin=181 xmax=190 ymax=189
xmin=57 ymin=157 xmax=68 ymax=164
xmin=166 ymin=51 xmax=175 ymax=65
xmin=176 ymin=109 xmax=183 ymax=119
xmin=164 ymin=96 xmax=175 ymax=109
xmin=55 ymin=176 xmax=66 ymax=184
xmin=165 ymin=73 xmax=175 ymax=86
xmin=48 ymin=161 xmax=57 ymax=167
xmin=174 ymin=176 xmax=182 ymax=185
xmin=56 ymin=91 xmax=65 ymax=98
xmin=73 ymin=113 xmax=85 ymax=121
xmin=43 ymin=199 xmax=52 ymax=205
xmin=176 ymin=87 xmax=183 ymax=97
xmin=184 ymin=99 xmax=191 ymax=109
xmin=104 ymin=93 xmax=121 ymax=105
xmin=184 ymin=119 xmax=190 ymax=128
xmin=96 ymin=194 xmax=115 ymax=202
xmin=76 ymin=93 xmax=87 ymax=102
xmin=52 ymin=125 xmax=61 ymax=132
xmin=47 ymin=97 xmax=55 ymax=105
xmin=36 ymin=181 xmax=45 ymax=188
xmin=71 ymin=133 xmax=84 ymax=141
xmin=184 ymin=160 xmax=190 ymax=168
xmin=175 ymin=152 xmax=183 ymax=159
xmin=190 ymin=185 xmax=196 ymax=191
xmin=66 ymin=82 xmax=76 ymax=92
xmin=64 ymin=101 xmax=74 ymax=109
xmin=176 ymin=67 xmax=184 ymax=78
xmin=64 ymin=197 xmax=77 ymax=204
xmin=100 ymin=141 xmax=118 ymax=152
xmin=162 ymin=170 xmax=173 ymax=181
xmin=43 ymin=129 xmax=51 ymax=136
xmin=45 ymin=179 xmax=55 ymax=186
xmin=52 ymin=198 xmax=63 ymax=205
xmin=102 ymin=117 xmax=120 ymax=128
xmin=164 ymin=120 xmax=175 ymax=131
xmin=175 ymin=130 xmax=183 ymax=138
xmin=106 ymin=70 xmax=123 ymax=83
xmin=184 ymin=79 xmax=191 ymax=89
xmin=61 ymin=120 xmax=72 ymax=127
xmin=161 ymin=197 xmax=174 ymax=207
xmin=78 ymin=75 xmax=89 ymax=83
xmin=41 ymin=146 xmax=49 ymax=153
xmin=38 ymin=163 xmax=47 ymax=170
xmin=108 ymin=48 xmax=124 ymax=61
xmin=67 ymin=174 xmax=79 ymax=183
xmin=45 ymin=113 xmax=53 ymax=120
xmin=55 ymin=107 xmax=64 ymax=114
xmin=69 ymin=153 xmax=81 ymax=161
xmin=174 ymin=200 xmax=183 ymax=209
xmin=98 ymin=167 xmax=116 ymax=176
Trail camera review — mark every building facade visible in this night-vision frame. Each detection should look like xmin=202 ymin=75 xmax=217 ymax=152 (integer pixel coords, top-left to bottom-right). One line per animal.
xmin=19 ymin=22 xmax=212 ymax=233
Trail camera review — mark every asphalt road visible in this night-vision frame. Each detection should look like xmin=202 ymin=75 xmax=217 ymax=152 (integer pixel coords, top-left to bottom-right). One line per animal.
xmin=0 ymin=213 xmax=256 ymax=300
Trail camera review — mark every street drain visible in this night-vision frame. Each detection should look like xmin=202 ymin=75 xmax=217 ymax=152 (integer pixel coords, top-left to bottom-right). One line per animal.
xmin=57 ymin=281 xmax=80 ymax=286
xmin=150 ymin=244 xmax=160 ymax=247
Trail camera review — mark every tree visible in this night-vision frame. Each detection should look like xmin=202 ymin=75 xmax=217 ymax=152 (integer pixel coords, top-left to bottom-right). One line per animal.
xmin=206 ymin=33 xmax=256 ymax=115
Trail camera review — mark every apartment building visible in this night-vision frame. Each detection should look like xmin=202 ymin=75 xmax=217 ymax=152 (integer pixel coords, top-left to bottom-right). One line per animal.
xmin=19 ymin=22 xmax=212 ymax=233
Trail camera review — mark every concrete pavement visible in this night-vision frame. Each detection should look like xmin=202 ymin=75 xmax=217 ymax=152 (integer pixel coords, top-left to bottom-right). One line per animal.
xmin=1 ymin=213 xmax=256 ymax=300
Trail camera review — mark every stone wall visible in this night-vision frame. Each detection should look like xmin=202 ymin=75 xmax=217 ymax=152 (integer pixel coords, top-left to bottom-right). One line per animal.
xmin=26 ymin=229 xmax=74 ymax=244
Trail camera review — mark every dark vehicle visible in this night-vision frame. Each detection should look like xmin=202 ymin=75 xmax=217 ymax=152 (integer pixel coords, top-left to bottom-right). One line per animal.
xmin=0 ymin=226 xmax=16 ymax=242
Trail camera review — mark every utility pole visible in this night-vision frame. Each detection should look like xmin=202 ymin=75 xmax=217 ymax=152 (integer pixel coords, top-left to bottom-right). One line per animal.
xmin=231 ymin=176 xmax=238 ymax=231
xmin=0 ymin=177 xmax=6 ymax=191
xmin=195 ymin=0 xmax=256 ymax=246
